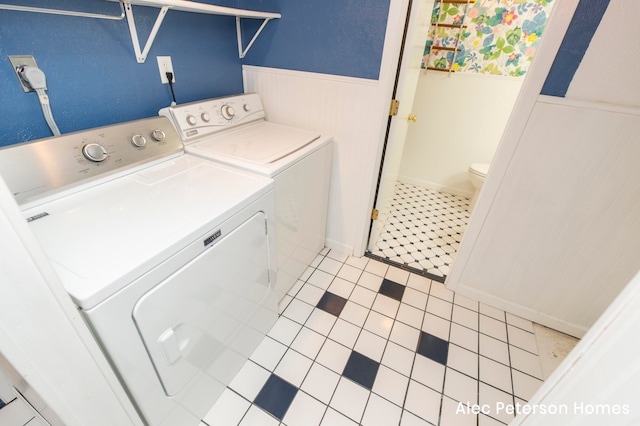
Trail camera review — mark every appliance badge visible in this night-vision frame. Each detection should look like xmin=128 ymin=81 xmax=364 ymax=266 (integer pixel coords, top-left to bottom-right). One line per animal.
xmin=204 ymin=229 xmax=222 ymax=247
xmin=26 ymin=212 xmax=49 ymax=222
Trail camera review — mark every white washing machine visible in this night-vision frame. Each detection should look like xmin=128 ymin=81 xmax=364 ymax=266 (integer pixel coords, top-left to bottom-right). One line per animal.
xmin=0 ymin=117 xmax=278 ymax=425
xmin=160 ymin=93 xmax=333 ymax=303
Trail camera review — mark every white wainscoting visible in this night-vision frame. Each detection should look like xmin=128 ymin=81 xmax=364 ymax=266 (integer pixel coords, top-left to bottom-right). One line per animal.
xmin=451 ymin=96 xmax=640 ymax=337
xmin=243 ymin=65 xmax=384 ymax=255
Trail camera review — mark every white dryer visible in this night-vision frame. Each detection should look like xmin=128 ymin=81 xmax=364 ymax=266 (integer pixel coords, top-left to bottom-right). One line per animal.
xmin=160 ymin=93 xmax=333 ymax=303
xmin=0 ymin=117 xmax=278 ymax=425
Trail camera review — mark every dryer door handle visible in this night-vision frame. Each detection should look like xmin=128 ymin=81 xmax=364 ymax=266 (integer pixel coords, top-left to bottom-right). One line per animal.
xmin=158 ymin=328 xmax=182 ymax=365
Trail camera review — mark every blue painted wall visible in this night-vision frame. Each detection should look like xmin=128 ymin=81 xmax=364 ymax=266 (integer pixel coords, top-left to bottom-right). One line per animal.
xmin=0 ymin=0 xmax=390 ymax=148
xmin=240 ymin=0 xmax=390 ymax=80
xmin=0 ymin=0 xmax=245 ymax=147
xmin=0 ymin=0 xmax=617 ymax=147
xmin=540 ymin=0 xmax=610 ymax=97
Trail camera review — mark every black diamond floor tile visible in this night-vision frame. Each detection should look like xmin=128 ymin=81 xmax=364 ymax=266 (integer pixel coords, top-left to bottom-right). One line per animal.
xmin=342 ymin=351 xmax=380 ymax=390
xmin=416 ymin=331 xmax=449 ymax=365
xmin=253 ymin=374 xmax=298 ymax=420
xmin=379 ymin=279 xmax=405 ymax=302
xmin=367 ymin=183 xmax=469 ymax=280
xmin=317 ymin=291 xmax=348 ymax=317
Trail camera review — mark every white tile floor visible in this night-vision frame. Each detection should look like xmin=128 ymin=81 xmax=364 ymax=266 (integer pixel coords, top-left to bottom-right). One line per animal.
xmin=368 ymin=181 xmax=470 ymax=281
xmin=0 ymin=254 xmax=577 ymax=426
xmin=0 ymin=397 xmax=46 ymax=426
xmin=0 ymin=372 xmax=45 ymax=426
xmin=200 ymin=248 xmax=546 ymax=426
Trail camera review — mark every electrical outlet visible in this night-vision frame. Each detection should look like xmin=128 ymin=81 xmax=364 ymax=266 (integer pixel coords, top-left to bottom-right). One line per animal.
xmin=9 ymin=55 xmax=39 ymax=92
xmin=157 ymin=56 xmax=175 ymax=84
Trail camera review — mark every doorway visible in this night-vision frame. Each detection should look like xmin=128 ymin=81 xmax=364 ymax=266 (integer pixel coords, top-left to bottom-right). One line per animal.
xmin=366 ymin=0 xmax=554 ymax=282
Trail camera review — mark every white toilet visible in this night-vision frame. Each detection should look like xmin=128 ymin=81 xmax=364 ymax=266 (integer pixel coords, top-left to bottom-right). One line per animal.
xmin=468 ymin=162 xmax=490 ymax=212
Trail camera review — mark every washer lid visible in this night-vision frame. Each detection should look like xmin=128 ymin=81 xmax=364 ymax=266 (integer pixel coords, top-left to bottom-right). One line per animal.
xmin=195 ymin=122 xmax=320 ymax=165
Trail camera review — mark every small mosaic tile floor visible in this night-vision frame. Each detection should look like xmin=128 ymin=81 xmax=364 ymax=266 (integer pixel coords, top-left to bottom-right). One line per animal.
xmin=199 ymin=249 xmax=545 ymax=426
xmin=367 ymin=181 xmax=471 ymax=281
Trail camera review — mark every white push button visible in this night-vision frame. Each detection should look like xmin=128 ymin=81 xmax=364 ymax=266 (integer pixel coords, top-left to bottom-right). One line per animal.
xmin=151 ymin=129 xmax=166 ymax=142
xmin=131 ymin=134 xmax=147 ymax=147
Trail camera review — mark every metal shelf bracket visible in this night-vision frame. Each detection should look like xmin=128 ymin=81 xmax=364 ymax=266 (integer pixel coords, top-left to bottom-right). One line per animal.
xmin=124 ymin=1 xmax=278 ymax=62
xmin=124 ymin=2 xmax=169 ymax=63
xmin=236 ymin=16 xmax=271 ymax=59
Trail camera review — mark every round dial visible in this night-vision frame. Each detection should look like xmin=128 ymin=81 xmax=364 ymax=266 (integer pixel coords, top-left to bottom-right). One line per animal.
xmin=82 ymin=143 xmax=108 ymax=162
xmin=186 ymin=115 xmax=197 ymax=126
xmin=221 ymin=105 xmax=235 ymax=120
xmin=201 ymin=113 xmax=211 ymax=122
xmin=243 ymin=103 xmax=251 ymax=112
xmin=131 ymin=134 xmax=147 ymax=147
xmin=151 ymin=129 xmax=166 ymax=141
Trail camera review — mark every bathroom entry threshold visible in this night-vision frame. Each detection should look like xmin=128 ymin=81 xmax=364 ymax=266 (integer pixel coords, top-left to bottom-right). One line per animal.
xmin=366 ymin=181 xmax=470 ymax=283
xmin=364 ymin=252 xmax=447 ymax=283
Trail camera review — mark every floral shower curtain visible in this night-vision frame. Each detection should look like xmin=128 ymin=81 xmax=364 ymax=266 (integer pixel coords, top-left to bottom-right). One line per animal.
xmin=423 ymin=0 xmax=555 ymax=76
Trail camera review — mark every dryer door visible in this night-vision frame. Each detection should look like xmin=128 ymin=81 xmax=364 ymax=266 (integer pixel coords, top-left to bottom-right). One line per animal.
xmin=132 ymin=211 xmax=273 ymax=396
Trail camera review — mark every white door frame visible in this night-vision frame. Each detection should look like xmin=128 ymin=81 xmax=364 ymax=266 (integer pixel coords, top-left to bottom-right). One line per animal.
xmin=361 ymin=0 xmax=581 ymax=261
xmin=367 ymin=0 xmax=436 ymax=253
xmin=355 ymin=0 xmax=412 ymax=256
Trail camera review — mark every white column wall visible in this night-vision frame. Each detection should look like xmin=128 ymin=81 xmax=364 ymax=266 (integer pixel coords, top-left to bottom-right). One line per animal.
xmin=565 ymin=1 xmax=640 ymax=107
xmin=447 ymin=0 xmax=640 ymax=338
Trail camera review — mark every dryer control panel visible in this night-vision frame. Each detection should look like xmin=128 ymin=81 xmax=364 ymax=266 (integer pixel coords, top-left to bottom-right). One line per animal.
xmin=159 ymin=93 xmax=265 ymax=143
xmin=0 ymin=117 xmax=183 ymax=207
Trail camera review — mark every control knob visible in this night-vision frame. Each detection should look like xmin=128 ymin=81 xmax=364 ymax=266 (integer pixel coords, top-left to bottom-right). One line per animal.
xmin=243 ymin=103 xmax=251 ymax=112
xmin=82 ymin=143 xmax=108 ymax=162
xmin=131 ymin=134 xmax=147 ymax=147
xmin=186 ymin=115 xmax=197 ymax=126
xmin=201 ymin=113 xmax=211 ymax=122
xmin=221 ymin=104 xmax=235 ymax=120
xmin=152 ymin=129 xmax=166 ymax=141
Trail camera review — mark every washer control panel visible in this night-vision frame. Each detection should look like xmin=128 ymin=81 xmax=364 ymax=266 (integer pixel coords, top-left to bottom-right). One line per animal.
xmin=0 ymin=116 xmax=184 ymax=206
xmin=159 ymin=92 xmax=265 ymax=143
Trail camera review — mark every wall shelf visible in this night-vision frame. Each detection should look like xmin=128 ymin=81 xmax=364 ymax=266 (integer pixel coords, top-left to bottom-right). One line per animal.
xmin=0 ymin=0 xmax=281 ymax=63
xmin=0 ymin=2 xmax=126 ymax=20
xmin=116 ymin=0 xmax=280 ymax=63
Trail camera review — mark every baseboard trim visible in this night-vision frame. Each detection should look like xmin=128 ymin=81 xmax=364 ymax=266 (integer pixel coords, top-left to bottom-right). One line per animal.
xmin=325 ymin=238 xmax=354 ymax=257
xmin=454 ymin=284 xmax=588 ymax=338
xmin=397 ymin=176 xmax=474 ymax=199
